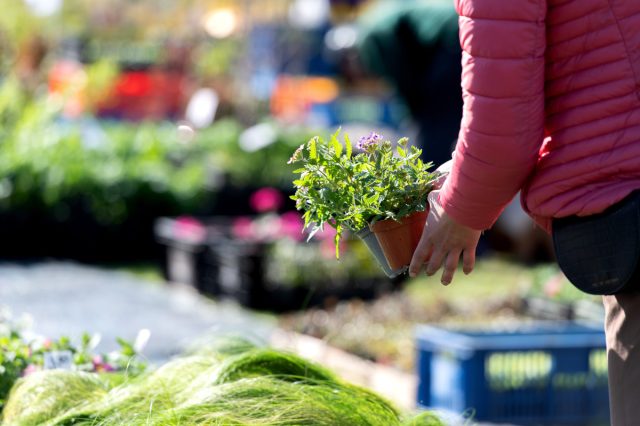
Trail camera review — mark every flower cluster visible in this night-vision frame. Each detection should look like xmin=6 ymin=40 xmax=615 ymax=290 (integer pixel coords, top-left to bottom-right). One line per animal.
xmin=357 ymin=132 xmax=382 ymax=152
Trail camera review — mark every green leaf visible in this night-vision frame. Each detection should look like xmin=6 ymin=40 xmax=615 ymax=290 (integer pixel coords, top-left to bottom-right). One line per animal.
xmin=331 ymin=136 xmax=342 ymax=158
xmin=330 ymin=128 xmax=343 ymax=158
xmin=397 ymin=146 xmax=406 ymax=158
xmin=117 ymin=337 xmax=136 ymax=357
xmin=308 ymin=137 xmax=318 ymax=160
xmin=364 ymin=193 xmax=379 ymax=206
xmin=81 ymin=333 xmax=91 ymax=347
xmin=344 ymin=133 xmax=352 ymax=158
xmin=303 ymin=210 xmax=312 ymax=227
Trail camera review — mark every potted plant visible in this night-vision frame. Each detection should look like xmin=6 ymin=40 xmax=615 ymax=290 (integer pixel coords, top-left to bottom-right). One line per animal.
xmin=289 ymin=130 xmax=440 ymax=276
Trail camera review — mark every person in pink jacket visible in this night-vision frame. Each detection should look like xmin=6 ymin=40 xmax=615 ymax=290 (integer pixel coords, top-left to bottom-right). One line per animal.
xmin=408 ymin=0 xmax=640 ymax=424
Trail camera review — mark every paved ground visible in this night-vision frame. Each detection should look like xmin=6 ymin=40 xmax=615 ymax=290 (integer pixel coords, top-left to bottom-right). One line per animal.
xmin=0 ymin=262 xmax=275 ymax=362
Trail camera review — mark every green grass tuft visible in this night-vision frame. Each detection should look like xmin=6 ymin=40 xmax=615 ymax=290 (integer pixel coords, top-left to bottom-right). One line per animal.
xmin=212 ymin=349 xmax=337 ymax=385
xmin=2 ymin=370 xmax=110 ymax=425
xmin=2 ymin=340 xmax=442 ymax=426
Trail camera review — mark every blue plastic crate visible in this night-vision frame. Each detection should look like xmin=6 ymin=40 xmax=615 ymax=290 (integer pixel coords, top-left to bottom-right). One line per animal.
xmin=415 ymin=322 xmax=609 ymax=425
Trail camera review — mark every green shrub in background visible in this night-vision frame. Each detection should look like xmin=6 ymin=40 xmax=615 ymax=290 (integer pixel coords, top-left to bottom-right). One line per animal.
xmin=0 ymin=78 xmax=313 ymax=226
xmin=0 ymin=80 xmax=225 ymax=225
xmin=265 ymin=235 xmax=385 ymax=288
xmin=0 ymin=78 xmax=315 ymax=260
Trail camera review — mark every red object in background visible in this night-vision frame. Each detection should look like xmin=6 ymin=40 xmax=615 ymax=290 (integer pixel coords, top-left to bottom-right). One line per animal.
xmin=49 ymin=60 xmax=188 ymax=120
xmin=97 ymin=68 xmax=188 ymax=121
xmin=115 ymin=71 xmax=153 ymax=97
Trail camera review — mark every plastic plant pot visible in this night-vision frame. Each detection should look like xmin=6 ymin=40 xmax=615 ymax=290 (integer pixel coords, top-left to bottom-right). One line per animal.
xmin=369 ymin=209 xmax=428 ymax=270
xmin=356 ymin=227 xmax=407 ymax=278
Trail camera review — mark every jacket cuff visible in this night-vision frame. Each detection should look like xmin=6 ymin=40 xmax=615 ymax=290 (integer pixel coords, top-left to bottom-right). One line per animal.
xmin=438 ymin=180 xmax=504 ymax=231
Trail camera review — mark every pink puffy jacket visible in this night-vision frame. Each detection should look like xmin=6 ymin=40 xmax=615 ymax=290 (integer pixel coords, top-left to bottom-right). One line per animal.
xmin=439 ymin=0 xmax=640 ymax=232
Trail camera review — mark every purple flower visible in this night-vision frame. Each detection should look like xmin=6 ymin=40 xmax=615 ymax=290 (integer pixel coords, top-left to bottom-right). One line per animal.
xmin=357 ymin=132 xmax=382 ymax=151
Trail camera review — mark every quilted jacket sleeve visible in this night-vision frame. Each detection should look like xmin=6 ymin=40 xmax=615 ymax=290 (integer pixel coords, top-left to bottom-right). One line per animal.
xmin=438 ymin=0 xmax=547 ymax=230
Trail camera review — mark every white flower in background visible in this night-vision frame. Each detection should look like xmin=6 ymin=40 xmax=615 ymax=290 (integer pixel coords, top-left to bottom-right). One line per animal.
xmin=88 ymin=333 xmax=102 ymax=351
xmin=134 ymin=329 xmax=151 ymax=353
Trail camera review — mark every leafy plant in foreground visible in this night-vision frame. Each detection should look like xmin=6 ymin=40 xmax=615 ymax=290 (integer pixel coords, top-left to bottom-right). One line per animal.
xmin=290 ymin=131 xmax=439 ymax=257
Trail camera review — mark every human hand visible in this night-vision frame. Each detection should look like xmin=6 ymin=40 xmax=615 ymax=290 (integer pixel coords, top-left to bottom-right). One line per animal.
xmin=432 ymin=159 xmax=453 ymax=190
xmin=409 ymin=190 xmax=482 ymax=285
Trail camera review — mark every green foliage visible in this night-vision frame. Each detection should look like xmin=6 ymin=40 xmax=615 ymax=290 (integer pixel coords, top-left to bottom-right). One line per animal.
xmin=265 ymin=236 xmax=385 ymax=287
xmin=0 ymin=331 xmax=30 ymax=413
xmin=211 ymin=122 xmax=316 ymax=188
xmin=0 ymin=80 xmax=308 ymax=230
xmin=193 ymin=39 xmax=242 ymax=78
xmin=2 ymin=339 xmax=443 ymax=426
xmin=0 ymin=79 xmax=204 ymax=224
xmin=403 ymin=411 xmax=446 ymax=426
xmin=0 ymin=317 xmax=146 ymax=415
xmin=290 ymin=131 xmax=439 ymax=257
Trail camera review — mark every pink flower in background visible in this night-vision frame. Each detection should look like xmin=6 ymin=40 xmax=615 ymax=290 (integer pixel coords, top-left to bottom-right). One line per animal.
xmin=319 ymin=237 xmax=348 ymax=259
xmin=232 ymin=216 xmax=254 ymax=240
xmin=174 ymin=216 xmax=206 ymax=243
xmin=92 ymin=355 xmax=115 ymax=373
xmin=250 ymin=187 xmax=284 ymax=213
xmin=312 ymin=226 xmax=345 ymax=259
xmin=314 ymin=226 xmax=337 ymax=241
xmin=279 ymin=211 xmax=304 ymax=241
xmin=96 ymin=362 xmax=115 ymax=372
xmin=22 ymin=364 xmax=39 ymax=377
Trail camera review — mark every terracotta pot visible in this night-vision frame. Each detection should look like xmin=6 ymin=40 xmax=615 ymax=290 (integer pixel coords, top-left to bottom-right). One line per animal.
xmin=355 ymin=227 xmax=406 ymax=278
xmin=369 ymin=209 xmax=428 ymax=270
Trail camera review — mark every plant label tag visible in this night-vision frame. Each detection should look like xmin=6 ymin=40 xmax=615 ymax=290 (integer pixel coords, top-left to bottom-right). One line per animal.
xmin=44 ymin=350 xmax=74 ymax=370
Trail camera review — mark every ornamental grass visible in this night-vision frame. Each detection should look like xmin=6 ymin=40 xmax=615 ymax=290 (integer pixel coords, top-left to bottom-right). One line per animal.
xmin=2 ymin=339 xmax=443 ymax=426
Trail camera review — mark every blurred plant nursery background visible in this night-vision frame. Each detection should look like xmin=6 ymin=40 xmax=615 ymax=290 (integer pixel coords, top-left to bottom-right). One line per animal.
xmin=0 ymin=1 xmax=609 ymax=425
